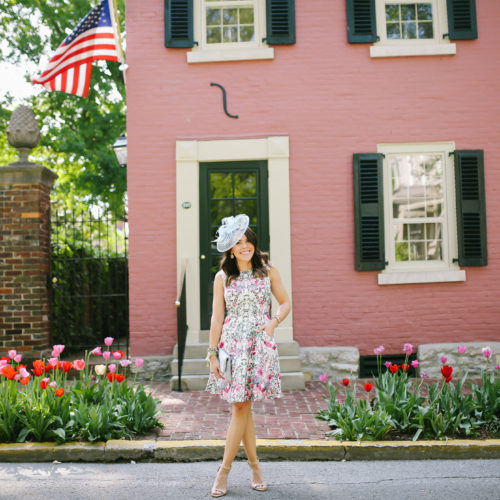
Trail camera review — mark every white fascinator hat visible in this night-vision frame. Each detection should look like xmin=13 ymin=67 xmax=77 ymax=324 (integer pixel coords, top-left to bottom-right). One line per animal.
xmin=214 ymin=214 xmax=250 ymax=252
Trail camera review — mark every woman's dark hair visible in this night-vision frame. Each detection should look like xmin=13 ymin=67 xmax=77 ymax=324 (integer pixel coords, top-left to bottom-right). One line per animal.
xmin=220 ymin=227 xmax=269 ymax=285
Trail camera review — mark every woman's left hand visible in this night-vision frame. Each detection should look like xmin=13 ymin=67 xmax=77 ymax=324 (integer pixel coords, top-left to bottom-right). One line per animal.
xmin=257 ymin=318 xmax=278 ymax=338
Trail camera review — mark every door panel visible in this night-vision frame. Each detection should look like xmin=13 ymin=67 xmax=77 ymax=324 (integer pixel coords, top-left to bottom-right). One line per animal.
xmin=199 ymin=161 xmax=269 ymax=330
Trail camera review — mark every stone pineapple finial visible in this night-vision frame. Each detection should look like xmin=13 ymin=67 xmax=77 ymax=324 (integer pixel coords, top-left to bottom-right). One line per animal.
xmin=6 ymin=105 xmax=40 ymax=162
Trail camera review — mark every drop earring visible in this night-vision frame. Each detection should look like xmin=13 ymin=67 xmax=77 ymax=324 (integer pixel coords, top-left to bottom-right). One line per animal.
xmin=230 ymin=254 xmax=234 ymax=259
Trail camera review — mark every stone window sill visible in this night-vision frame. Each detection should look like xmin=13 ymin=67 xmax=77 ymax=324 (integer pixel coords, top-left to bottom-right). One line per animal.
xmin=378 ymin=269 xmax=466 ymax=285
xmin=370 ymin=43 xmax=456 ymax=58
xmin=187 ymin=47 xmax=274 ymax=63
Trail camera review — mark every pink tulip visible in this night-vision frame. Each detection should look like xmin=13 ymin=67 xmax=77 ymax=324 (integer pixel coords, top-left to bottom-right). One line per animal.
xmin=73 ymin=359 xmax=85 ymax=371
xmin=440 ymin=356 xmax=447 ymax=364
xmin=384 ymin=361 xmax=392 ymax=368
xmin=108 ymin=363 xmax=117 ymax=373
xmin=19 ymin=367 xmax=30 ymax=378
xmin=104 ymin=337 xmax=114 ymax=346
xmin=403 ymin=343 xmax=413 ymax=355
xmin=49 ymin=381 xmax=57 ymax=388
xmin=457 ymin=345 xmax=467 ymax=355
xmin=48 ymin=357 xmax=58 ymax=368
xmin=51 ymin=344 xmax=65 ymax=357
xmin=103 ymin=351 xmax=111 ymax=360
xmin=113 ymin=351 xmax=122 ymax=360
xmin=318 ymin=373 xmax=328 ymax=383
xmin=482 ymin=347 xmax=492 ymax=359
xmin=8 ymin=350 xmax=16 ymax=359
xmin=42 ymin=377 xmax=50 ymax=384
xmin=91 ymin=346 xmax=102 ymax=356
xmin=421 ymin=371 xmax=429 ymax=379
xmin=0 ymin=359 xmax=7 ymax=368
xmin=135 ymin=358 xmax=144 ymax=368
xmin=120 ymin=359 xmax=131 ymax=368
xmin=411 ymin=360 xmax=419 ymax=368
xmin=14 ymin=374 xmax=21 ymax=381
xmin=373 ymin=345 xmax=385 ymax=356
xmin=496 ymin=365 xmax=500 ymax=370
xmin=14 ymin=354 xmax=22 ymax=363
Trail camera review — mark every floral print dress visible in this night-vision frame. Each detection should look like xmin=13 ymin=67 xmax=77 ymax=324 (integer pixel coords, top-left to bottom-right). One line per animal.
xmin=205 ymin=269 xmax=282 ymax=402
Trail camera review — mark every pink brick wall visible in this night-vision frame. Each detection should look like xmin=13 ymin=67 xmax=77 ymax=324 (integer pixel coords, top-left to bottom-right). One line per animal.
xmin=127 ymin=1 xmax=500 ymax=356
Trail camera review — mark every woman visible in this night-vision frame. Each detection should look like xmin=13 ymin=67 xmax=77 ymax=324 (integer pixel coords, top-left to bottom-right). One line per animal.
xmin=205 ymin=214 xmax=291 ymax=497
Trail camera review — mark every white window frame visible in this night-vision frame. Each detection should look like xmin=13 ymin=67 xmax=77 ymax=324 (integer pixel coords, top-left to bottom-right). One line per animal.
xmin=371 ymin=0 xmax=456 ymax=58
xmin=188 ymin=0 xmax=274 ymax=63
xmin=378 ymin=142 xmax=466 ymax=285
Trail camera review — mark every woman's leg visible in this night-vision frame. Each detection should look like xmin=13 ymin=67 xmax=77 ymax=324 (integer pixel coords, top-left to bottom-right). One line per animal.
xmin=212 ymin=401 xmax=252 ymax=493
xmin=242 ymin=406 xmax=266 ymax=487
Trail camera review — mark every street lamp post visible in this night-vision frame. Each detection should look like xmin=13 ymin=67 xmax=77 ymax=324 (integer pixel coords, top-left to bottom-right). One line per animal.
xmin=113 ymin=133 xmax=127 ymax=168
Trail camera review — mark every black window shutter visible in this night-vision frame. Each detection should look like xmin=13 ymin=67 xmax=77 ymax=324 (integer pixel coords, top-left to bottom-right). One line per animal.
xmin=454 ymin=150 xmax=487 ymax=266
xmin=164 ymin=0 xmax=194 ymax=48
xmin=353 ymin=153 xmax=385 ymax=271
xmin=446 ymin=0 xmax=478 ymax=40
xmin=346 ymin=0 xmax=377 ymax=43
xmin=266 ymin=0 xmax=295 ymax=45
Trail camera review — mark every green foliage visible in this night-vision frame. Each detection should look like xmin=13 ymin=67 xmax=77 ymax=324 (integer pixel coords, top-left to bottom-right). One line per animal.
xmin=0 ymin=349 xmax=163 ymax=444
xmin=317 ymin=354 xmax=500 ymax=441
xmin=0 ymin=0 xmax=126 ymax=214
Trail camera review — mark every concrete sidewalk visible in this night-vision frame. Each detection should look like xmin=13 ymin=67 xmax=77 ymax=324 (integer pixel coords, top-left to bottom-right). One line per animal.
xmin=0 ymin=381 xmax=499 ymax=462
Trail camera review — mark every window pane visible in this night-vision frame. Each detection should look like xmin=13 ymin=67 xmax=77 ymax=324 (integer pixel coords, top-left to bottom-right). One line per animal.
xmin=385 ymin=4 xmax=399 ymax=21
xmin=223 ymin=8 xmax=237 ymax=24
xmin=239 ymin=8 xmax=254 ymax=24
xmin=410 ymin=241 xmax=425 ymax=261
xmin=240 ymin=25 xmax=254 ymax=41
xmin=395 ymin=241 xmax=409 ymax=262
xmin=206 ymin=8 xmax=221 ymax=26
xmin=234 ymin=172 xmax=257 ymax=197
xmin=387 ymin=23 xmax=401 ymax=39
xmin=207 ymin=27 xmax=221 ymax=43
xmin=408 ymin=223 xmax=425 ymax=241
xmin=211 ymin=172 xmax=233 ymax=198
xmin=417 ymin=3 xmax=432 ymax=20
xmin=223 ymin=26 xmax=238 ymax=42
xmin=426 ymin=240 xmax=442 ymax=260
xmin=418 ymin=22 xmax=433 ymax=38
xmin=401 ymin=4 xmax=416 ymax=20
xmin=211 ymin=200 xmax=233 ymax=221
xmin=402 ymin=22 xmax=417 ymax=39
xmin=234 ymin=199 xmax=257 ymax=224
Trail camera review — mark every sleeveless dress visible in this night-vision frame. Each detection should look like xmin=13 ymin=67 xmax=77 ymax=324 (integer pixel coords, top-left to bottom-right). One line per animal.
xmin=205 ymin=269 xmax=282 ymax=403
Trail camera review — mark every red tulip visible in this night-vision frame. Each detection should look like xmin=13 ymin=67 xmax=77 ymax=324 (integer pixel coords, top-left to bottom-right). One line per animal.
xmin=116 ymin=374 xmax=125 ymax=383
xmin=364 ymin=383 xmax=373 ymax=392
xmin=1 ymin=365 xmax=16 ymax=380
xmin=112 ymin=350 xmax=125 ymax=360
xmin=445 ymin=376 xmax=452 ymax=383
xmin=55 ymin=388 xmax=64 ymax=397
xmin=441 ymin=365 xmax=453 ymax=379
xmin=389 ymin=364 xmax=399 ymax=374
xmin=342 ymin=378 xmax=349 ymax=386
xmin=40 ymin=380 xmax=49 ymax=389
xmin=61 ymin=361 xmax=73 ymax=373
xmin=32 ymin=360 xmax=45 ymax=377
xmin=20 ymin=376 xmax=30 ymax=385
xmin=401 ymin=363 xmax=410 ymax=372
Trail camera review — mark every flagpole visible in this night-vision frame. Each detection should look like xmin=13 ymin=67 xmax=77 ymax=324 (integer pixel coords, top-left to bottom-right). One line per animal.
xmin=111 ymin=0 xmax=127 ymax=87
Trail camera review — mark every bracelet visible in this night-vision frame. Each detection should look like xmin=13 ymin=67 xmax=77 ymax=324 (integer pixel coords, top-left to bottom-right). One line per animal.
xmin=273 ymin=314 xmax=281 ymax=324
xmin=207 ymin=346 xmax=219 ymax=359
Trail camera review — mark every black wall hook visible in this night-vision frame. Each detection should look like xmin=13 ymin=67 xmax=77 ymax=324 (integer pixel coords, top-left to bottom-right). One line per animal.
xmin=210 ymin=82 xmax=238 ymax=119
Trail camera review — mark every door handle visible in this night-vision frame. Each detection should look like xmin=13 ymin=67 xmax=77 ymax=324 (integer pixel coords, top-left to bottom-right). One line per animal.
xmin=200 ymin=254 xmax=206 ymax=260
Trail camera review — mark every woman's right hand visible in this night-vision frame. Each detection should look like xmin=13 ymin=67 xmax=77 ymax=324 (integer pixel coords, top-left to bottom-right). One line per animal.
xmin=210 ymin=356 xmax=223 ymax=378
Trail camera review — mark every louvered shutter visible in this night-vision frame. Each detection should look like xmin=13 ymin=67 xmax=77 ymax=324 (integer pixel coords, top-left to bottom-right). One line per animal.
xmin=454 ymin=150 xmax=487 ymax=266
xmin=346 ymin=0 xmax=377 ymax=43
xmin=446 ymin=0 xmax=478 ymax=40
xmin=266 ymin=0 xmax=295 ymax=45
xmin=353 ymin=154 xmax=385 ymax=271
xmin=164 ymin=0 xmax=194 ymax=48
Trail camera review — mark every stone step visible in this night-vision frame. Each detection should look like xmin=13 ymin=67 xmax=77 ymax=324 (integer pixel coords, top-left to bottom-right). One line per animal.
xmin=171 ymin=355 xmax=302 ymax=376
xmin=170 ymin=371 xmax=305 ymax=392
xmin=173 ymin=341 xmax=300 ymax=358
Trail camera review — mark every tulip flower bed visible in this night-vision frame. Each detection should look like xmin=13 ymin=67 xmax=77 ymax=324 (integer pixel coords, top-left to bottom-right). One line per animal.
xmin=0 ymin=338 xmax=163 ymax=443
xmin=317 ymin=344 xmax=499 ymax=441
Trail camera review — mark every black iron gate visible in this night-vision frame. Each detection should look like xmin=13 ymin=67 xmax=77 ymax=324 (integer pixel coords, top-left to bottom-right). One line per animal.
xmin=50 ymin=209 xmax=129 ymax=354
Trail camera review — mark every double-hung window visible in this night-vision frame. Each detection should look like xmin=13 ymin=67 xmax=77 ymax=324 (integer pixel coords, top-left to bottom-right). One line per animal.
xmin=346 ymin=0 xmax=478 ymax=58
xmin=353 ymin=142 xmax=487 ymax=285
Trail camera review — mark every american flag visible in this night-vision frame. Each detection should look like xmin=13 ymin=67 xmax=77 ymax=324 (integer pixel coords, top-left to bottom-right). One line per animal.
xmin=31 ymin=0 xmax=123 ymax=98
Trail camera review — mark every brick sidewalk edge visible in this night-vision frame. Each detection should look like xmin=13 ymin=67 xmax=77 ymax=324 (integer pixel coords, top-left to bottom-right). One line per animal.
xmin=0 ymin=439 xmax=499 ymax=462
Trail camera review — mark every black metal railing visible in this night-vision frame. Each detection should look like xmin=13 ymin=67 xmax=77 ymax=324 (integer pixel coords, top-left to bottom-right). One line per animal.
xmin=50 ymin=209 xmax=129 ymax=354
xmin=175 ymin=263 xmax=188 ymax=392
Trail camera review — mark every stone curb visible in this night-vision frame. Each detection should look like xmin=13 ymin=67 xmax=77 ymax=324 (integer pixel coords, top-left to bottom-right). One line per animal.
xmin=0 ymin=439 xmax=499 ymax=462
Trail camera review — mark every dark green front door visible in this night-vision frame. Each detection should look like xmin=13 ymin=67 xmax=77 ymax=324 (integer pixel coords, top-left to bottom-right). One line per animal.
xmin=199 ymin=161 xmax=269 ymax=330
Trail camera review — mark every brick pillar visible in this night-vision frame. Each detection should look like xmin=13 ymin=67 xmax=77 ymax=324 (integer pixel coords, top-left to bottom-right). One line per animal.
xmin=0 ymin=106 xmax=57 ymax=359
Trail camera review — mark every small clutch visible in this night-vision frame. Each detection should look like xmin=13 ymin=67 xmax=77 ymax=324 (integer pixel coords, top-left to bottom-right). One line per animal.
xmin=218 ymin=347 xmax=233 ymax=383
